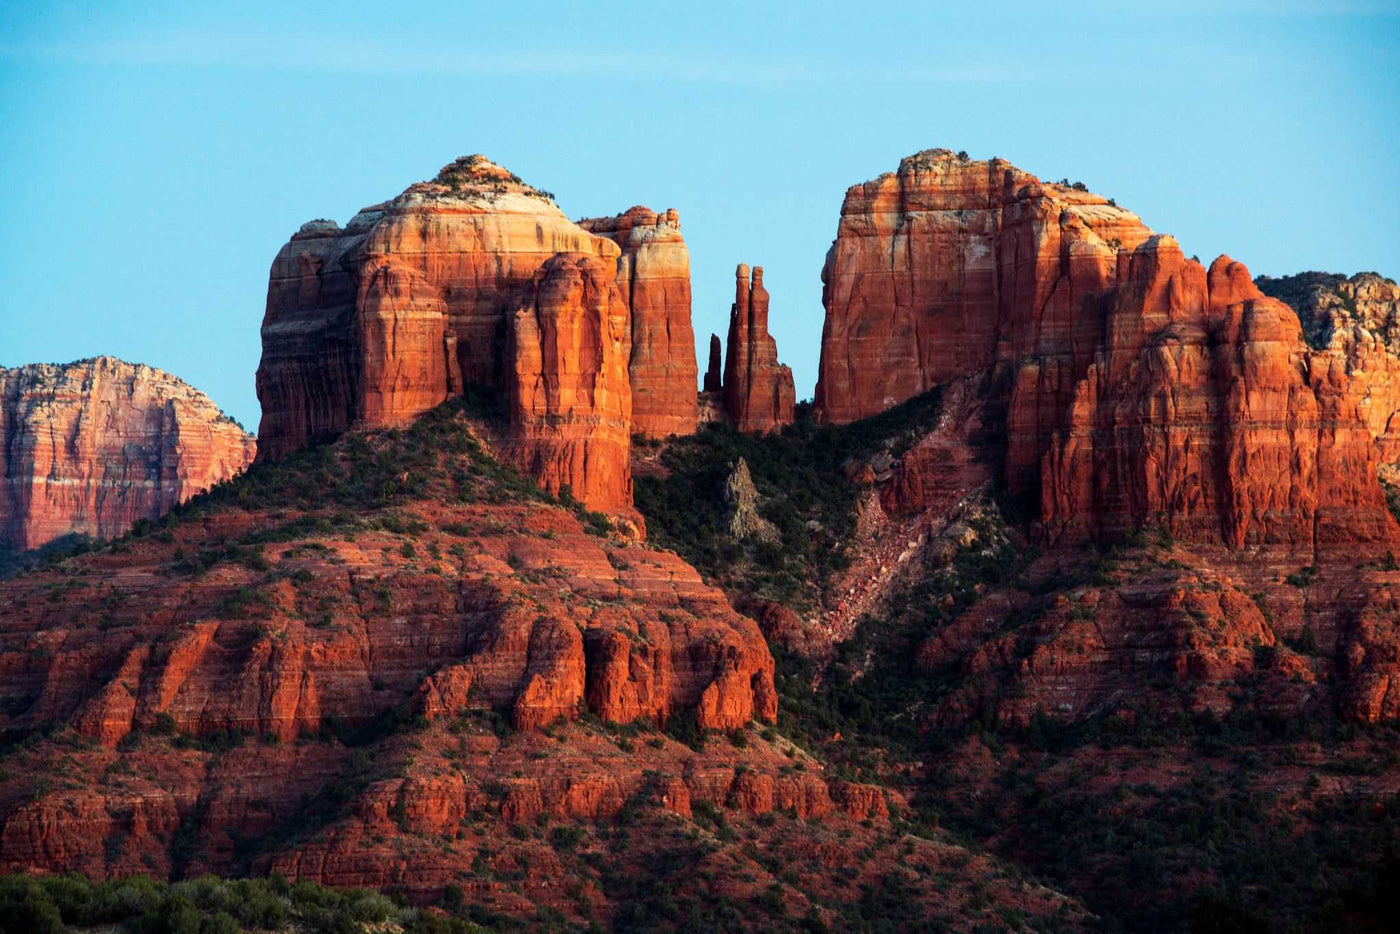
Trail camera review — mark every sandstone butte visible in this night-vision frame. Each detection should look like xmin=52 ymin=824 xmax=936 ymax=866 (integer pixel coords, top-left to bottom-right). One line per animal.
xmin=0 ymin=357 xmax=255 ymax=551
xmin=722 ymin=264 xmax=796 ymax=434
xmin=255 ymin=157 xmax=711 ymax=517
xmin=578 ymin=206 xmax=698 ymax=438
xmin=816 ymin=149 xmax=1400 ymax=554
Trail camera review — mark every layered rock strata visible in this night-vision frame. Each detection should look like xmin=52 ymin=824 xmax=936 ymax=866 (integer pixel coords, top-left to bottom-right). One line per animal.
xmin=500 ymin=254 xmax=634 ymax=511
xmin=816 ymin=149 xmax=1399 ymax=553
xmin=255 ymin=156 xmax=616 ymax=461
xmin=256 ymin=160 xmax=719 ymax=510
xmin=578 ymin=207 xmax=698 ymax=438
xmin=0 ymin=357 xmax=255 ymax=550
xmin=0 ymin=421 xmax=800 ymax=894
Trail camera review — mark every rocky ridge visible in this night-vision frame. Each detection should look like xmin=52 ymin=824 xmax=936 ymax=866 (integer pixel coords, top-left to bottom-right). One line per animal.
xmin=0 ymin=401 xmax=1095 ymax=929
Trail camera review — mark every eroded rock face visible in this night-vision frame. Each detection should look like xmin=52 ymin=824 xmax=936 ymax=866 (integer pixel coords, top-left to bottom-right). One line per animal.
xmin=723 ymin=265 xmax=795 ymax=434
xmin=817 ymin=149 xmax=1399 ymax=554
xmin=1035 ymin=249 xmax=1398 ymax=552
xmin=0 ymin=423 xmax=776 ymax=737
xmin=255 ymin=156 xmax=618 ymax=461
xmin=579 ymin=207 xmax=698 ymax=439
xmin=0 ymin=357 xmax=255 ymax=550
xmin=1257 ymin=271 xmax=1400 ymax=462
xmin=815 ymin=149 xmax=1153 ymax=426
xmin=500 ymin=253 xmax=634 ymax=512
xmin=0 ymin=418 xmax=794 ymax=893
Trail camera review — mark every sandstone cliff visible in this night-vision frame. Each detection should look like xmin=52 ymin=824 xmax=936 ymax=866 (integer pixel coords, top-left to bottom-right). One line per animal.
xmin=255 ymin=156 xmax=619 ymax=461
xmin=578 ymin=207 xmax=698 ymax=438
xmin=723 ymin=265 xmax=796 ymax=434
xmin=816 ymin=149 xmax=1399 ymax=554
xmin=0 ymin=357 xmax=255 ymax=550
xmin=500 ymin=253 xmax=634 ymax=512
xmin=1257 ymin=271 xmax=1400 ymax=462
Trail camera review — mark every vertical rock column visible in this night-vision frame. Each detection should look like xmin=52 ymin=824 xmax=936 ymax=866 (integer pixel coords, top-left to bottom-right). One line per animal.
xmin=703 ymin=334 xmax=723 ymax=393
xmin=578 ymin=207 xmax=699 ymax=438
xmin=723 ymin=265 xmax=796 ymax=434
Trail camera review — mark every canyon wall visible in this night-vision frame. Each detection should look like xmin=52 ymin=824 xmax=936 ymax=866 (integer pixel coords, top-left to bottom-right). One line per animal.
xmin=0 ymin=357 xmax=255 ymax=551
xmin=817 ymin=149 xmax=1398 ymax=553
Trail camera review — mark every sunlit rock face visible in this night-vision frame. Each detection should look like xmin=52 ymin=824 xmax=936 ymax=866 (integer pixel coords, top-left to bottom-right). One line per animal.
xmin=723 ymin=264 xmax=795 ymax=435
xmin=579 ymin=206 xmax=699 ymax=439
xmin=501 ymin=252 xmax=635 ymax=512
xmin=0 ymin=356 xmax=255 ymax=550
xmin=255 ymin=155 xmax=619 ymax=461
xmin=817 ymin=149 xmax=1399 ymax=554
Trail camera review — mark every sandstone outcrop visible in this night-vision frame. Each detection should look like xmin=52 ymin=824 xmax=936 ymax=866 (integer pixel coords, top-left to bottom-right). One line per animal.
xmin=500 ymin=253 xmax=634 ymax=511
xmin=1257 ymin=271 xmax=1400 ymax=462
xmin=1036 ymin=248 xmax=1398 ymax=551
xmin=255 ymin=155 xmax=619 ymax=460
xmin=816 ymin=149 xmax=1399 ymax=554
xmin=723 ymin=265 xmax=796 ymax=434
xmin=579 ymin=207 xmax=698 ymax=438
xmin=0 ymin=414 xmax=774 ymax=751
xmin=0 ymin=357 xmax=255 ymax=550
xmin=815 ymin=149 xmax=1152 ymax=425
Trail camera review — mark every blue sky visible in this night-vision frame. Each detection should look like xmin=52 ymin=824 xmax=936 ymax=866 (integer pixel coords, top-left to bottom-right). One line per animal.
xmin=2 ymin=1 xmax=1397 ymax=431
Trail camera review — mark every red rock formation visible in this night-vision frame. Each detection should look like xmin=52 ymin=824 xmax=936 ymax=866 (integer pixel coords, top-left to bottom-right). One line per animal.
xmin=817 ymin=149 xmax=1399 ymax=555
xmin=499 ymin=253 xmax=634 ymax=512
xmin=255 ymin=156 xmax=618 ymax=460
xmin=815 ymin=150 xmax=1152 ymax=426
xmin=1257 ymin=271 xmax=1400 ymax=462
xmin=919 ymin=553 xmax=1292 ymax=729
xmin=723 ymin=265 xmax=796 ymax=434
xmin=0 ymin=357 xmax=255 ymax=550
xmin=1036 ymin=246 xmax=1397 ymax=551
xmin=579 ymin=207 xmax=698 ymax=438
xmin=0 ymin=416 xmax=865 ymax=907
xmin=703 ymin=333 xmax=723 ymax=394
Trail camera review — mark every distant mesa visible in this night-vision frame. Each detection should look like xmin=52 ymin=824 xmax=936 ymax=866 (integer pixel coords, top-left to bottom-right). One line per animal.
xmin=0 ymin=356 xmax=255 ymax=551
